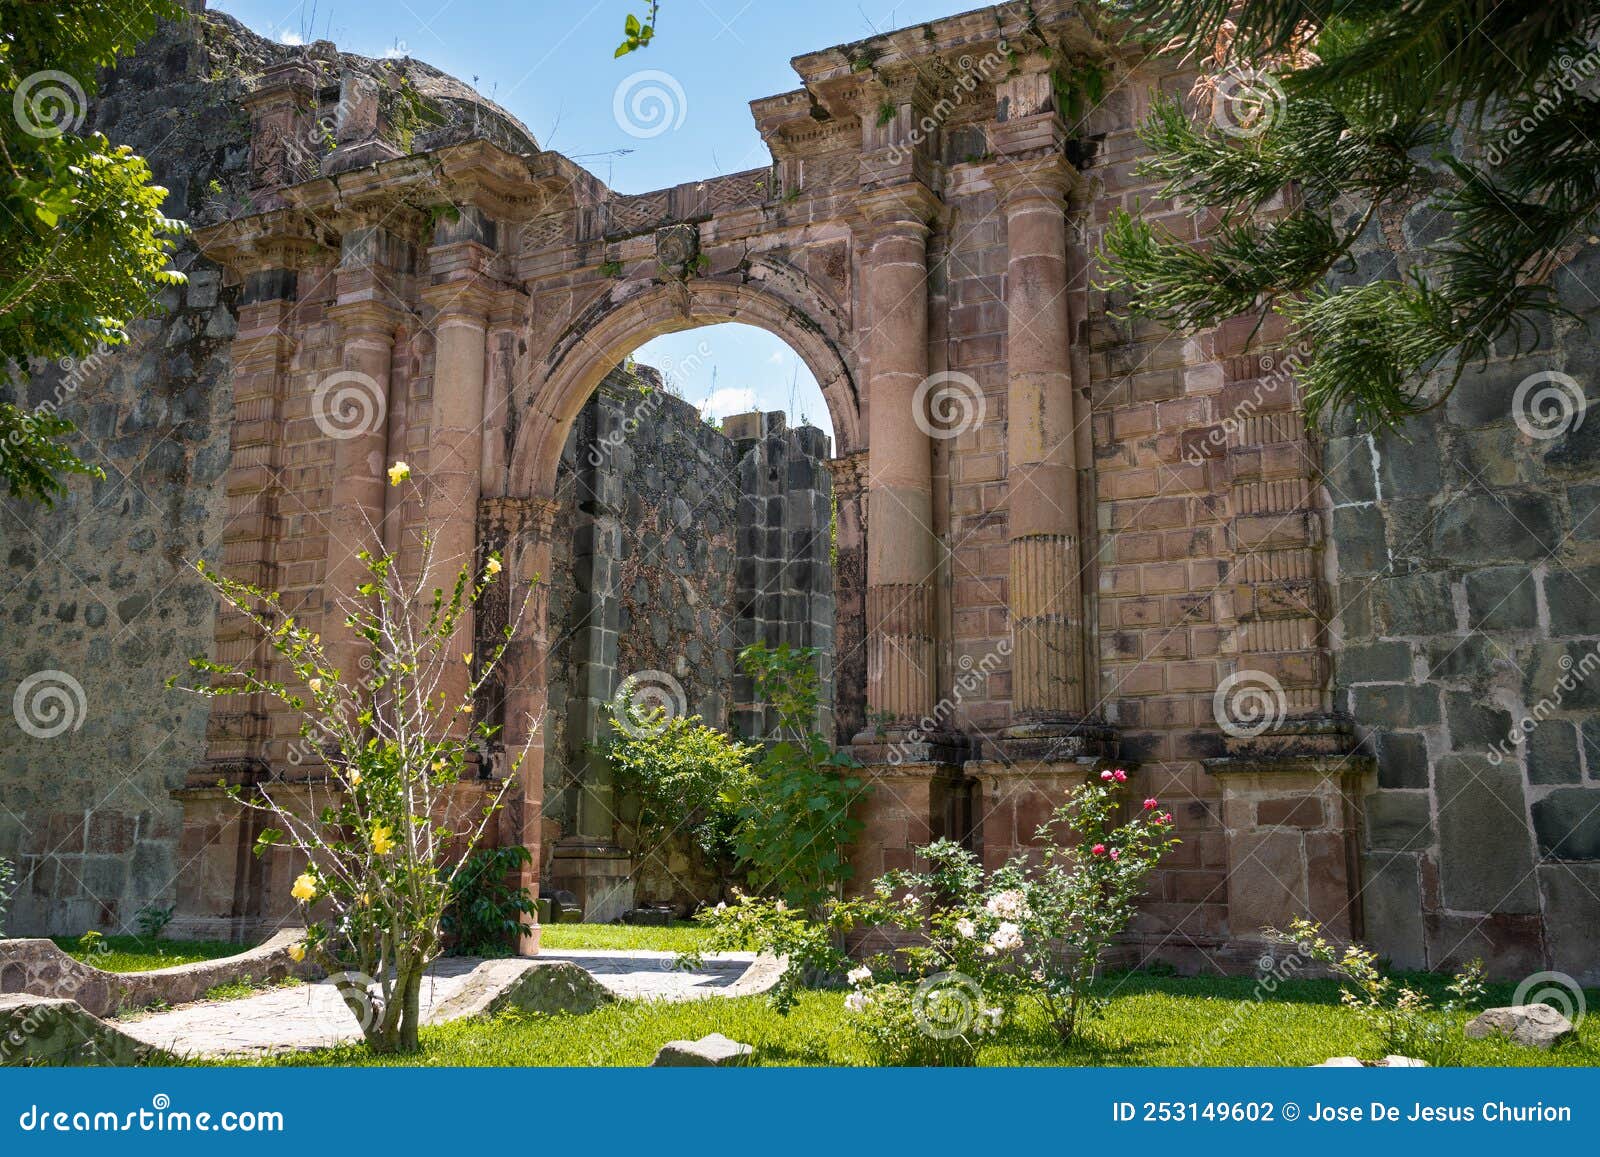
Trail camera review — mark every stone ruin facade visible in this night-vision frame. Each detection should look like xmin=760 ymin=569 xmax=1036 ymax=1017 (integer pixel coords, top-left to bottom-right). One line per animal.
xmin=2 ymin=1 xmax=1598 ymax=982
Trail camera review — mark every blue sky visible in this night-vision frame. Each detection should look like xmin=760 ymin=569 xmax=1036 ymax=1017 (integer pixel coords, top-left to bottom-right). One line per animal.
xmin=209 ymin=0 xmax=971 ymax=441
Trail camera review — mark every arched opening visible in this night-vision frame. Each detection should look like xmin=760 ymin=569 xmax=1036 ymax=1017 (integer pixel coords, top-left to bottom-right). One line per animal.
xmin=511 ymin=283 xmax=865 ymax=923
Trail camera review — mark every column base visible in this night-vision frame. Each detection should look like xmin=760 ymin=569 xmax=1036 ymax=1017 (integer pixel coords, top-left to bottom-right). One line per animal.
xmin=1203 ymin=714 xmax=1375 ymax=943
xmin=849 ymin=725 xmax=970 ymax=767
xmin=546 ymin=840 xmax=634 ymax=924
xmin=967 ymin=756 xmax=1119 ymax=871
xmin=993 ymin=715 xmax=1119 ymax=763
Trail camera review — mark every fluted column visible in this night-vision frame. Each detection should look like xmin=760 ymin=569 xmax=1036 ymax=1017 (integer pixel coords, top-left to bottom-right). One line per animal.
xmin=324 ymin=298 xmax=398 ymax=686
xmin=994 ymin=157 xmax=1085 ymax=726
xmin=854 ymin=183 xmax=943 ymax=740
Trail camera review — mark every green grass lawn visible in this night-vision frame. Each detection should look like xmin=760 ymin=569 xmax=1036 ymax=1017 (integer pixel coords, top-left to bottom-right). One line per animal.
xmin=535 ymin=921 xmax=716 ymax=952
xmin=52 ymin=936 xmax=249 ymax=973
xmin=228 ymin=971 xmax=1600 ymax=1068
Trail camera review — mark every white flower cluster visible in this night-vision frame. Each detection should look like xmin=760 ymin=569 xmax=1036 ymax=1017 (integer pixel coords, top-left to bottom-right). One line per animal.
xmin=984 ymin=889 xmax=1029 ymax=920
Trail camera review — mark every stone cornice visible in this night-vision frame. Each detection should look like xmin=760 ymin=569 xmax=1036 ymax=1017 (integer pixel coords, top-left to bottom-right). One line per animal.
xmin=857 ymin=181 xmax=942 ymax=233
xmin=193 ymin=209 xmax=336 ymax=274
xmin=989 ymin=153 xmax=1080 ymax=204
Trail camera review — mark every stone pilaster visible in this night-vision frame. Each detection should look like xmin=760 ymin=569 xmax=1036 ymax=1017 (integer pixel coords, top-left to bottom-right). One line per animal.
xmin=1204 ymin=718 xmax=1375 ymax=944
xmin=479 ymin=494 xmax=558 ymax=955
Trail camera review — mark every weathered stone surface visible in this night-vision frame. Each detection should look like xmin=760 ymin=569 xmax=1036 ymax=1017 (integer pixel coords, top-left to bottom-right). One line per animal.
xmin=1464 ymin=567 xmax=1538 ymax=631
xmin=1359 ymin=852 xmax=1426 ymax=970
xmin=1364 ymin=792 xmax=1432 ymax=851
xmin=0 ymin=995 xmax=171 ymax=1067
xmin=1527 ymin=720 xmax=1582 ymax=785
xmin=1435 ymin=756 xmax=1539 ymax=913
xmin=425 ymin=960 xmax=614 ymax=1023
xmin=1375 ymin=731 xmax=1430 ymax=790
xmin=649 ymin=1032 xmax=754 ymax=1067
xmin=1531 ymin=789 xmax=1600 ymax=859
xmin=1464 ymin=1004 xmax=1575 ymax=1049
xmin=1431 ymin=493 xmax=1561 ymax=562
xmin=0 ymin=929 xmax=315 ymax=1017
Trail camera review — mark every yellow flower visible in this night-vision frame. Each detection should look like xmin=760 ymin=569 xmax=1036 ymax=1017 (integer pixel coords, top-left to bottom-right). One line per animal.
xmin=349 ymin=770 xmax=362 ymax=787
xmin=387 ymin=460 xmax=411 ymax=486
xmin=484 ymin=557 xmax=502 ymax=577
xmin=372 ymin=824 xmax=396 ymax=855
xmin=291 ymin=872 xmax=318 ymax=902
xmin=463 ymin=652 xmax=473 ymax=664
xmin=432 ymin=759 xmax=445 ymax=772
xmin=307 ymin=677 xmax=323 ymax=694
xmin=287 ymin=941 xmax=306 ymax=963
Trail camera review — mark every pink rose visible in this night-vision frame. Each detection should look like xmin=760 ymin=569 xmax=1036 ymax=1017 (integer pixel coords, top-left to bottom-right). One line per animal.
xmin=1113 ymin=769 xmax=1128 ymax=782
xmin=1091 ymin=843 xmax=1107 ymax=856
xmin=1109 ymin=849 xmax=1121 ymax=861
xmin=1100 ymin=770 xmax=1113 ymax=782
xmin=1143 ymin=798 xmax=1158 ymax=810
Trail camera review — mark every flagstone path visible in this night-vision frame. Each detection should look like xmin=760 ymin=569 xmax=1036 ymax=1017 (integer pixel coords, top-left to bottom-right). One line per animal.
xmin=120 ymin=948 xmax=764 ymax=1058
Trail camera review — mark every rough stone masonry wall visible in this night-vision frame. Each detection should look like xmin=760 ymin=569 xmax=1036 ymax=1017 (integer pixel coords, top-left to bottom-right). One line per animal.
xmin=1325 ymin=238 xmax=1600 ymax=982
xmin=541 ymin=388 xmax=836 ymax=912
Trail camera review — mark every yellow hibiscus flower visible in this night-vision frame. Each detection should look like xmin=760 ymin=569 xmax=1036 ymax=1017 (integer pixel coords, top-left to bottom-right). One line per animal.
xmin=372 ymin=824 xmax=396 ymax=855
xmin=288 ymin=941 xmax=306 ymax=963
xmin=291 ymin=872 xmax=317 ymax=902
xmin=387 ymin=460 xmax=411 ymax=486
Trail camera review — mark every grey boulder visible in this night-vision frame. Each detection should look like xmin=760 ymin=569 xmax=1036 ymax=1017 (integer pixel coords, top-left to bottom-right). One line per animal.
xmin=1464 ymin=1004 xmax=1576 ymax=1049
xmin=650 ymin=1032 xmax=754 ymax=1067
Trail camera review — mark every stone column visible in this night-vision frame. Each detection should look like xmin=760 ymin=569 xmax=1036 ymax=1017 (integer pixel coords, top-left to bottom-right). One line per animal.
xmin=323 ymin=290 xmax=398 ymax=688
xmin=994 ymin=157 xmax=1084 ymax=734
xmin=418 ymin=269 xmax=494 ymax=732
xmin=852 ymin=182 xmax=944 ymax=749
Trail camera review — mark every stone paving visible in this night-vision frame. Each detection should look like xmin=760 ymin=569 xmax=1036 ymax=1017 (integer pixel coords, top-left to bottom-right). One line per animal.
xmin=120 ymin=950 xmax=760 ymax=1058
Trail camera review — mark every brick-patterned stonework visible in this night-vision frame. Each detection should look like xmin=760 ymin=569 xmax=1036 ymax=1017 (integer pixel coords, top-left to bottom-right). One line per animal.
xmin=1 ymin=1 xmax=1595 ymax=981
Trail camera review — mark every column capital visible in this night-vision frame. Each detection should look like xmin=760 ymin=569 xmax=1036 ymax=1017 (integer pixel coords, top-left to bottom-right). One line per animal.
xmin=990 ymin=154 xmax=1078 ymax=207
xmin=858 ymin=182 xmax=942 ymax=237
xmin=420 ymin=275 xmax=497 ymax=326
xmin=327 ymin=298 xmax=402 ymax=344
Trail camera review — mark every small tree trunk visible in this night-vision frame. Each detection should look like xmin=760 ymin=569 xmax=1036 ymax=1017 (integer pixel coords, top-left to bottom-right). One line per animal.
xmin=399 ymin=962 xmax=424 ymax=1052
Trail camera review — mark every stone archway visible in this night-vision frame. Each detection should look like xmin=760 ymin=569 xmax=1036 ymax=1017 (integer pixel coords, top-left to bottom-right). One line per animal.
xmin=497 ymin=275 xmax=864 ymax=921
xmin=177 ymin=1 xmax=1370 ymax=967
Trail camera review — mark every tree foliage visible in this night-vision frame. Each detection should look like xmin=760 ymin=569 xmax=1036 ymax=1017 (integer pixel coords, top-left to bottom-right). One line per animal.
xmin=0 ymin=0 xmax=187 ymax=503
xmin=604 ymin=706 xmax=754 ymax=886
xmin=1102 ymin=0 xmax=1600 ymax=429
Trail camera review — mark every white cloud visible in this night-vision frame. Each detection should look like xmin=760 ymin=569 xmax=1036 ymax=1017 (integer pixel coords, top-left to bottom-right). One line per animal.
xmin=696 ymin=387 xmax=757 ymax=420
xmin=278 ymin=30 xmax=306 ymax=45
xmin=767 ymin=349 xmax=785 ymax=364
xmin=382 ymin=43 xmax=410 ymax=59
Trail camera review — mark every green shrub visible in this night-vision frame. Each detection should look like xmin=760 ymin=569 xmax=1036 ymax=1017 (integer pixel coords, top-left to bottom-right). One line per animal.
xmin=604 ymin=707 xmax=753 ymax=887
xmin=731 ymin=642 xmax=866 ymax=917
xmin=444 ymin=845 xmax=539 ymax=957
